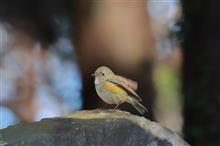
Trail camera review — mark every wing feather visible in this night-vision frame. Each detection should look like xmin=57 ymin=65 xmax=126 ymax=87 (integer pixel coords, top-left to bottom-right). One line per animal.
xmin=117 ymin=75 xmax=138 ymax=91
xmin=108 ymin=75 xmax=142 ymax=101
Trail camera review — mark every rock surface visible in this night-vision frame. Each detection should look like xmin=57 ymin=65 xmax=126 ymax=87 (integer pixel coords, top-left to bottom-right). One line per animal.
xmin=0 ymin=109 xmax=190 ymax=146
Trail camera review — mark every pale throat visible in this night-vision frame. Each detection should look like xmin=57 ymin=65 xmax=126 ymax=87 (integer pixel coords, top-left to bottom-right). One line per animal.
xmin=95 ymin=77 xmax=100 ymax=85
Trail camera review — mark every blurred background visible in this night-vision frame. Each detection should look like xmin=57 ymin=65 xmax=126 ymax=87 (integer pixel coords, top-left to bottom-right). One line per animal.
xmin=0 ymin=0 xmax=219 ymax=146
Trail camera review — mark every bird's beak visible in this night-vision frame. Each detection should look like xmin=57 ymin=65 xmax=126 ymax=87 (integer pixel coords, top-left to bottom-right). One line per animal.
xmin=91 ymin=73 xmax=95 ymax=77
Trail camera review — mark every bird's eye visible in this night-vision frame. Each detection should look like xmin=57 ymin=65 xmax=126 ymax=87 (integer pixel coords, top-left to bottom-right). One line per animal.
xmin=102 ymin=73 xmax=105 ymax=76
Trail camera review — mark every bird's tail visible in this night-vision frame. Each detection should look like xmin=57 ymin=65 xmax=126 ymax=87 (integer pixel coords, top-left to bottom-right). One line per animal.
xmin=127 ymin=97 xmax=148 ymax=115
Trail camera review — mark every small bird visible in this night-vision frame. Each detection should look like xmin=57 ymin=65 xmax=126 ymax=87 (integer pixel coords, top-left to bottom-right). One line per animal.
xmin=92 ymin=66 xmax=148 ymax=114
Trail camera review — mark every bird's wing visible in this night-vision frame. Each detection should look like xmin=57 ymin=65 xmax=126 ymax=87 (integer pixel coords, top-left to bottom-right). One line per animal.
xmin=117 ymin=75 xmax=138 ymax=91
xmin=103 ymin=81 xmax=128 ymax=97
xmin=108 ymin=76 xmax=142 ymax=101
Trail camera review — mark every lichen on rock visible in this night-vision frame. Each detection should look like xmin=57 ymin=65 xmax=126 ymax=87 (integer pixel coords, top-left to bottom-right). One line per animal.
xmin=0 ymin=109 xmax=190 ymax=146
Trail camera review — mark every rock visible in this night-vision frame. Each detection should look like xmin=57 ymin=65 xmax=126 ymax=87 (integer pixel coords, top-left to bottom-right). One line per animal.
xmin=0 ymin=109 xmax=190 ymax=146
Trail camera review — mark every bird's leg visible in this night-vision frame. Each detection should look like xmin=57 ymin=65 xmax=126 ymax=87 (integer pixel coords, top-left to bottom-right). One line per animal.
xmin=113 ymin=104 xmax=120 ymax=110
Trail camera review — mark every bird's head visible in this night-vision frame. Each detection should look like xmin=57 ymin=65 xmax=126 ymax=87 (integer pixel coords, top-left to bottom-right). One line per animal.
xmin=92 ymin=66 xmax=114 ymax=81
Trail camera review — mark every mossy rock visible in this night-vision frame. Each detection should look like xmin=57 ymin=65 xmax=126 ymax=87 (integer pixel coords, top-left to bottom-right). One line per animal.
xmin=0 ymin=109 xmax=190 ymax=146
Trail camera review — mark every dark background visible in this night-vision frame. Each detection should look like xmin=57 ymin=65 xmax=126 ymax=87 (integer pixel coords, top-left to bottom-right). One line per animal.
xmin=0 ymin=0 xmax=219 ymax=145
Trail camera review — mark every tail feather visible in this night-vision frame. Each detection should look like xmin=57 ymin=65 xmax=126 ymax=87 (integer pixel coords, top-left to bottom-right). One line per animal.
xmin=128 ymin=97 xmax=148 ymax=115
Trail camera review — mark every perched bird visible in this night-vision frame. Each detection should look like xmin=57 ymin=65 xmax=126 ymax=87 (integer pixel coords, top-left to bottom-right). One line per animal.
xmin=92 ymin=66 xmax=148 ymax=114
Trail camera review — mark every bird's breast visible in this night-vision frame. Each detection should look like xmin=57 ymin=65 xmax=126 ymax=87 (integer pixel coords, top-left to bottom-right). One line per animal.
xmin=95 ymin=81 xmax=128 ymax=104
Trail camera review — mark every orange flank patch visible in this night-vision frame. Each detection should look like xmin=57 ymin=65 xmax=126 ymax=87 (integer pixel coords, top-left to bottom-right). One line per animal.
xmin=104 ymin=82 xmax=128 ymax=96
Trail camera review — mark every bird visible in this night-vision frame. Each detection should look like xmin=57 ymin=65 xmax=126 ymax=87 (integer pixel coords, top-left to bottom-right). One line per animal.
xmin=92 ymin=66 xmax=148 ymax=114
